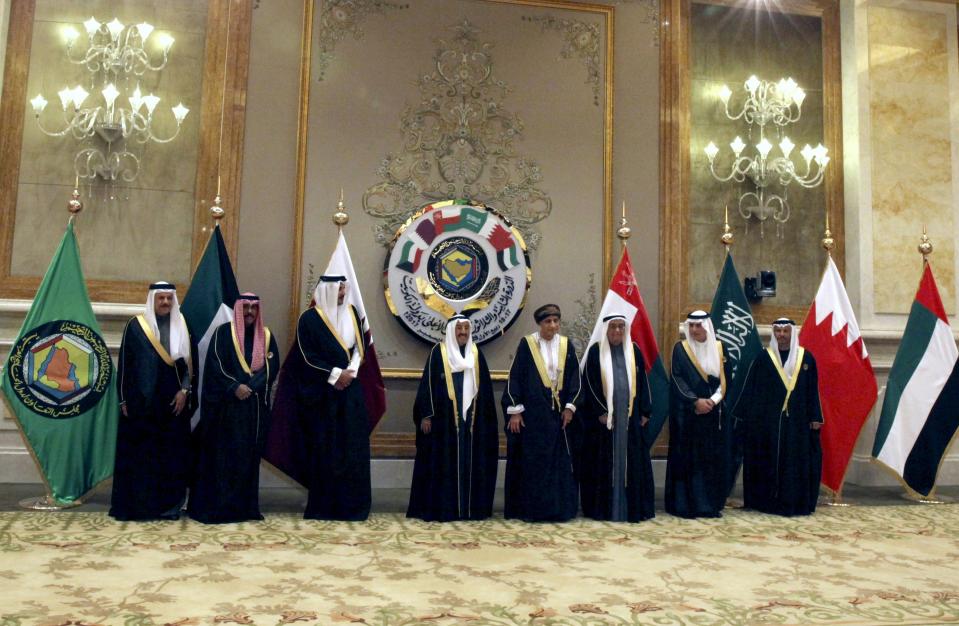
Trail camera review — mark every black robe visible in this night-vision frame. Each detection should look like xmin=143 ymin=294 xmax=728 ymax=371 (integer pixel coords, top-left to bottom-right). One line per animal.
xmin=407 ymin=343 xmax=499 ymax=521
xmin=110 ymin=316 xmax=196 ymax=521
xmin=578 ymin=342 xmax=655 ymax=522
xmin=735 ymin=348 xmax=823 ymax=516
xmin=189 ymin=322 xmax=280 ymax=524
xmin=285 ymin=305 xmax=371 ymax=521
xmin=501 ymin=334 xmax=580 ymax=522
xmin=664 ymin=340 xmax=732 ymax=518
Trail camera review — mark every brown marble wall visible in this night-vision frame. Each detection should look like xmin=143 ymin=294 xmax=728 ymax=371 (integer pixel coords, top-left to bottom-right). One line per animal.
xmin=868 ymin=5 xmax=955 ymax=314
xmin=11 ymin=0 xmax=206 ymax=285
xmin=689 ymin=4 xmax=828 ymax=309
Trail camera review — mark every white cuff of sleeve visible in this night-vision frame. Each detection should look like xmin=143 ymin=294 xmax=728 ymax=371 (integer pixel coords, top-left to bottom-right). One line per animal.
xmin=564 ymin=403 xmax=576 ymax=413
xmin=507 ymin=404 xmax=525 ymax=415
xmin=348 ymin=351 xmax=361 ymax=372
xmin=328 ymin=367 xmax=342 ymax=385
xmin=710 ymin=390 xmax=723 ymax=404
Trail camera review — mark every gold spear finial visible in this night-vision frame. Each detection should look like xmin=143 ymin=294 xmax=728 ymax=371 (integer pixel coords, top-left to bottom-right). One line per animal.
xmin=333 ymin=188 xmax=349 ymax=228
xmin=210 ymin=175 xmax=225 ymax=223
xmin=720 ymin=204 xmax=734 ymax=249
xmin=67 ymin=175 xmax=83 ymax=222
xmin=918 ymin=225 xmax=933 ymax=260
xmin=821 ymin=210 xmax=835 ymax=255
xmin=616 ymin=200 xmax=631 ymax=244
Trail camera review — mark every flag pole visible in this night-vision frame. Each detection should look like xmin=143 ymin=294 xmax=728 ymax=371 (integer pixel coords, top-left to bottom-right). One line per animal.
xmin=18 ymin=182 xmax=88 ymax=511
xmin=820 ymin=211 xmax=851 ymax=507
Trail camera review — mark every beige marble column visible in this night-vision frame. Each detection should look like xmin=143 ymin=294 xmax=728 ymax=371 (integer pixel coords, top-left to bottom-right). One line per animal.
xmin=841 ymin=0 xmax=959 ymax=487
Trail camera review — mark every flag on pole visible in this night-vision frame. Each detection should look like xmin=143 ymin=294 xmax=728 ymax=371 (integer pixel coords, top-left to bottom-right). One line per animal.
xmin=325 ymin=231 xmax=386 ymax=431
xmin=1 ymin=223 xmax=119 ymax=504
xmin=180 ymin=224 xmax=239 ymax=429
xmin=799 ymin=256 xmax=877 ymax=493
xmin=582 ymin=249 xmax=670 ymax=447
xmin=710 ymin=253 xmax=762 ymax=410
xmin=710 ymin=252 xmax=762 ymax=495
xmin=872 ymin=262 xmax=959 ymax=497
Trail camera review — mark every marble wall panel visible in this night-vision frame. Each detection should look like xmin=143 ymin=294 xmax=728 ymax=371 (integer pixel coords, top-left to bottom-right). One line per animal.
xmin=11 ymin=0 xmax=206 ymax=288
xmin=689 ymin=4 xmax=828 ymax=310
xmin=868 ymin=5 xmax=955 ymax=313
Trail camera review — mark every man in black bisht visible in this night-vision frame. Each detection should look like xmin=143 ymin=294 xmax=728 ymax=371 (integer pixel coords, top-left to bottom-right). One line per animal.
xmin=578 ymin=314 xmax=655 ymax=522
xmin=502 ymin=303 xmax=581 ymax=522
xmin=111 ymin=282 xmax=196 ymax=521
xmin=189 ymin=293 xmax=280 ymax=524
xmin=284 ymin=275 xmax=371 ymax=520
xmin=734 ymin=318 xmax=823 ymax=516
xmin=664 ymin=310 xmax=732 ymax=519
xmin=407 ymin=314 xmax=498 ymax=521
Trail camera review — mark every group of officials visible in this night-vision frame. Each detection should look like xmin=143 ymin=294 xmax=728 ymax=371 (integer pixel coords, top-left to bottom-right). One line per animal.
xmin=108 ymin=277 xmax=823 ymax=525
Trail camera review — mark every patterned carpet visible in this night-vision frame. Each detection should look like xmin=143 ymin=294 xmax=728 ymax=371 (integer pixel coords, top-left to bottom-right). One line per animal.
xmin=1 ymin=505 xmax=958 ymax=626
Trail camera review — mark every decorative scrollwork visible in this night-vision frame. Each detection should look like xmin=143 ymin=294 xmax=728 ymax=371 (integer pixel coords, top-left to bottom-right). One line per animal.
xmin=363 ymin=20 xmax=552 ymax=250
xmin=522 ymin=14 xmax=602 ymax=105
xmin=315 ymin=0 xmax=409 ymax=81
xmin=567 ymin=272 xmax=598 ymax=358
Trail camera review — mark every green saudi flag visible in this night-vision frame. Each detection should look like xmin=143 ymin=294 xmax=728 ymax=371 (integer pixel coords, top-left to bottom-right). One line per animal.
xmin=1 ymin=223 xmax=119 ymax=504
xmin=710 ymin=252 xmax=762 ymax=409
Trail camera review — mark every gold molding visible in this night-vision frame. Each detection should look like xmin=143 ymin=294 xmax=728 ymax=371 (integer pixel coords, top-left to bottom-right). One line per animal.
xmin=0 ymin=0 xmax=252 ymax=303
xmin=659 ymin=0 xmax=845 ymax=346
xmin=288 ymin=0 xmax=615 ymax=342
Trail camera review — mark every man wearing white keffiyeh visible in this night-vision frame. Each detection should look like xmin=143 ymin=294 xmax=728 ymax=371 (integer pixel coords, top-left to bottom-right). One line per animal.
xmin=111 ymin=282 xmax=196 ymax=521
xmin=407 ymin=315 xmax=499 ymax=521
xmin=664 ymin=310 xmax=732 ymax=519
xmin=578 ymin=314 xmax=655 ymax=522
xmin=733 ymin=318 xmax=824 ymax=516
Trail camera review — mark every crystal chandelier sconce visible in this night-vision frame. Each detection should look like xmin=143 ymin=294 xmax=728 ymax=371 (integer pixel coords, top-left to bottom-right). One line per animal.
xmin=703 ymin=75 xmax=828 ymax=236
xmin=29 ymin=17 xmax=189 ymax=184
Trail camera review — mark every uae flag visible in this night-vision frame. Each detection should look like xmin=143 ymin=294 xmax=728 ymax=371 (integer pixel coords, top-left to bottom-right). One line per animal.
xmin=872 ymin=263 xmax=959 ymax=497
xmin=799 ymin=256 xmax=877 ymax=492
xmin=325 ymin=231 xmax=386 ymax=431
xmin=1 ymin=223 xmax=119 ymax=504
xmin=582 ymin=248 xmax=670 ymax=447
xmin=180 ymin=224 xmax=239 ymax=429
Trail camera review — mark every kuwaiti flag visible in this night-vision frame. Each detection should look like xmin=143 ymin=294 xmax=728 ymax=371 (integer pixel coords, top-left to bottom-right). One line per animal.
xmin=325 ymin=231 xmax=386 ymax=432
xmin=180 ymin=224 xmax=239 ymax=429
xmin=582 ymin=249 xmax=670 ymax=447
xmin=799 ymin=256 xmax=878 ymax=492
xmin=872 ymin=263 xmax=959 ymax=497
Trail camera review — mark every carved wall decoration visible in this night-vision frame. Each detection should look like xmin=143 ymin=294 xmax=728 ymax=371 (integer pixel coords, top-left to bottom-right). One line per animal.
xmin=566 ymin=272 xmax=598 ymax=357
xmin=362 ymin=19 xmax=552 ymax=251
xmin=522 ymin=14 xmax=602 ymax=105
xmin=315 ymin=0 xmax=409 ymax=81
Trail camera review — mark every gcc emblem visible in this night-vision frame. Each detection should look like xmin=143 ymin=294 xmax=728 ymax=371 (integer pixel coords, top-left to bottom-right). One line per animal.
xmin=5 ymin=320 xmax=113 ymax=419
xmin=384 ymin=201 xmax=530 ymax=344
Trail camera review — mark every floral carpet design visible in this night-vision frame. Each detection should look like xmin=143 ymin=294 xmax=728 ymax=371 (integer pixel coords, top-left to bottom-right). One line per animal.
xmin=1 ymin=505 xmax=958 ymax=625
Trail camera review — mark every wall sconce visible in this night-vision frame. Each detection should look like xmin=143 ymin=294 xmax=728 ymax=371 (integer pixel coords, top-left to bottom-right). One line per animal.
xmin=703 ymin=76 xmax=827 ymax=237
xmin=29 ymin=17 xmax=189 ymax=185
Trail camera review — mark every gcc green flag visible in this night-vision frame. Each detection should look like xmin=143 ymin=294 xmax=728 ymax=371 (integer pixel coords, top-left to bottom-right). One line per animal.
xmin=1 ymin=223 xmax=119 ymax=504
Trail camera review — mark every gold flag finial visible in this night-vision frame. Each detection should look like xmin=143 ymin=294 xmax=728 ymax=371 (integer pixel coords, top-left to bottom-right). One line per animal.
xmin=821 ymin=210 xmax=835 ymax=255
xmin=210 ymin=176 xmax=225 ymax=222
xmin=333 ymin=189 xmax=349 ymax=228
xmin=616 ymin=200 xmax=631 ymax=244
xmin=67 ymin=175 xmax=83 ymax=222
xmin=918 ymin=225 xmax=933 ymax=260
xmin=720 ymin=204 xmax=734 ymax=249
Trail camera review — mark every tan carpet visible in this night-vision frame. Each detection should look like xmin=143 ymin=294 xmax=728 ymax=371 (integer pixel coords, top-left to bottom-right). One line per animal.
xmin=1 ymin=505 xmax=958 ymax=625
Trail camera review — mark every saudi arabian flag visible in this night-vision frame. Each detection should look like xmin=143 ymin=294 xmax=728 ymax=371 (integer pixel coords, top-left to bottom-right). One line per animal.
xmin=710 ymin=252 xmax=762 ymax=411
xmin=872 ymin=262 xmax=959 ymax=498
xmin=1 ymin=222 xmax=119 ymax=504
xmin=181 ymin=224 xmax=239 ymax=429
